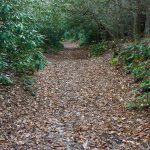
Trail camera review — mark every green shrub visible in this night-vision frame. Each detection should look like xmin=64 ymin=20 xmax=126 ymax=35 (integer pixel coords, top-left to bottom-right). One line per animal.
xmin=120 ymin=43 xmax=150 ymax=109
xmin=132 ymin=61 xmax=149 ymax=82
xmin=127 ymin=92 xmax=150 ymax=110
xmin=127 ymin=101 xmax=136 ymax=110
xmin=140 ymin=79 xmax=150 ymax=92
xmin=0 ymin=0 xmax=46 ymax=83
xmin=121 ymin=44 xmax=149 ymax=69
xmin=12 ymin=51 xmax=47 ymax=74
xmin=78 ymin=32 xmax=87 ymax=46
xmin=32 ymin=1 xmax=65 ymax=50
xmin=136 ymin=93 xmax=150 ymax=109
xmin=109 ymin=57 xmax=119 ymax=66
xmin=0 ymin=53 xmax=8 ymax=71
xmin=90 ymin=42 xmax=106 ymax=57
xmin=0 ymin=75 xmax=13 ymax=86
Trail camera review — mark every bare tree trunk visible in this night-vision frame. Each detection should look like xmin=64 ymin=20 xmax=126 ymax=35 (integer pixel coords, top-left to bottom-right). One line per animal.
xmin=145 ymin=7 xmax=150 ymax=35
xmin=133 ymin=12 xmax=138 ymax=40
xmin=133 ymin=0 xmax=148 ymax=39
xmin=133 ymin=0 xmax=141 ymax=39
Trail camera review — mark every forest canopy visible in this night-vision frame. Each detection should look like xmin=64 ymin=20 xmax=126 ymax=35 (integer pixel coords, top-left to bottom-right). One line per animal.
xmin=1 ymin=0 xmax=150 ymax=49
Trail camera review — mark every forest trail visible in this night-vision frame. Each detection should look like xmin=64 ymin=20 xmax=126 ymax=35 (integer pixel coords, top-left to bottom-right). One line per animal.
xmin=0 ymin=42 xmax=150 ymax=149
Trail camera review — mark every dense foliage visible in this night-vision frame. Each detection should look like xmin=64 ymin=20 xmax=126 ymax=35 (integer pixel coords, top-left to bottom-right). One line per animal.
xmin=0 ymin=0 xmax=47 ymax=84
xmin=90 ymin=42 xmax=107 ymax=57
xmin=63 ymin=0 xmax=150 ymax=44
xmin=31 ymin=0 xmax=65 ymax=50
xmin=121 ymin=42 xmax=150 ymax=109
xmin=110 ymin=40 xmax=150 ymax=109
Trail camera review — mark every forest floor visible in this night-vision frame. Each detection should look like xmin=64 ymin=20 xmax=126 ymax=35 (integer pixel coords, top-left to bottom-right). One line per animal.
xmin=0 ymin=42 xmax=150 ymax=150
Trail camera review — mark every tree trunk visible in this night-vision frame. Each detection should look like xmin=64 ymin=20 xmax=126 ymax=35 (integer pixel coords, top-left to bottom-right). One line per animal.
xmin=145 ymin=7 xmax=150 ymax=35
xmin=133 ymin=0 xmax=143 ymax=40
xmin=133 ymin=12 xmax=138 ymax=40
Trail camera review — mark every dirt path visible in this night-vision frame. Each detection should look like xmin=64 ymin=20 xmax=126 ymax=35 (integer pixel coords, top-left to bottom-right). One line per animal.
xmin=0 ymin=42 xmax=150 ymax=149
xmin=63 ymin=41 xmax=79 ymax=49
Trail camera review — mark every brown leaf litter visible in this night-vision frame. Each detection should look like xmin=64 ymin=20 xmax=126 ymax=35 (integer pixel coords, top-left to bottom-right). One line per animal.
xmin=0 ymin=42 xmax=150 ymax=150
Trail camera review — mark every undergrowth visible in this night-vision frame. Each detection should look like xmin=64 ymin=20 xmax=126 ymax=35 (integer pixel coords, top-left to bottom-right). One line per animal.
xmin=110 ymin=40 xmax=150 ymax=110
xmin=0 ymin=1 xmax=47 ymax=86
xmin=90 ymin=41 xmax=107 ymax=57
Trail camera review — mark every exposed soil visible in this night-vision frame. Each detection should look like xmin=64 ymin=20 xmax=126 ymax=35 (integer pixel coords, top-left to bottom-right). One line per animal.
xmin=0 ymin=42 xmax=150 ymax=150
xmin=63 ymin=41 xmax=79 ymax=49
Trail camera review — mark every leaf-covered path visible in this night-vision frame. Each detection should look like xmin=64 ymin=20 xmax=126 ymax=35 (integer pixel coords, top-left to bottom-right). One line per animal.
xmin=0 ymin=42 xmax=150 ymax=149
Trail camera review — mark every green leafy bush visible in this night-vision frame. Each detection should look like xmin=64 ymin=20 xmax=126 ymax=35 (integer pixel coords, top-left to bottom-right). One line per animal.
xmin=0 ymin=0 xmax=46 ymax=84
xmin=120 ymin=43 xmax=150 ymax=109
xmin=140 ymin=79 xmax=150 ymax=92
xmin=78 ymin=32 xmax=87 ymax=46
xmin=121 ymin=44 xmax=149 ymax=69
xmin=0 ymin=53 xmax=8 ymax=71
xmin=12 ymin=50 xmax=47 ymax=74
xmin=0 ymin=75 xmax=13 ymax=86
xmin=132 ymin=61 xmax=149 ymax=82
xmin=109 ymin=57 xmax=119 ymax=66
xmin=90 ymin=42 xmax=106 ymax=57
xmin=127 ymin=92 xmax=150 ymax=110
xmin=31 ymin=1 xmax=65 ymax=50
